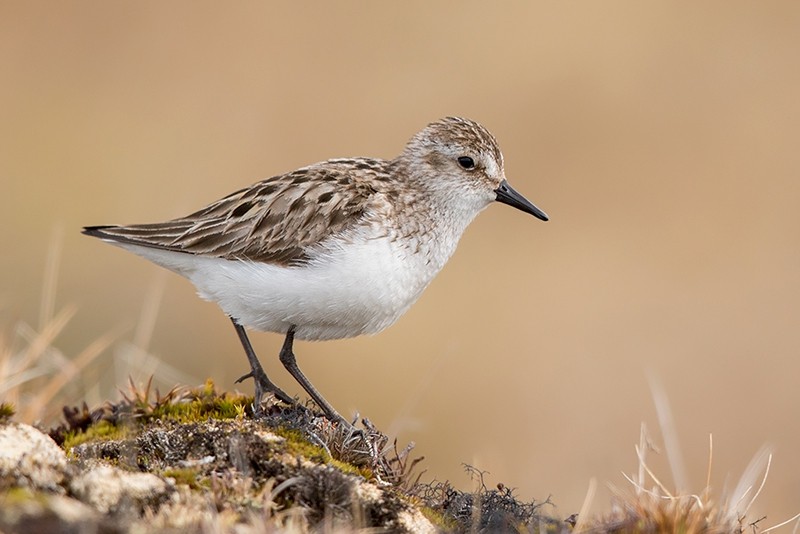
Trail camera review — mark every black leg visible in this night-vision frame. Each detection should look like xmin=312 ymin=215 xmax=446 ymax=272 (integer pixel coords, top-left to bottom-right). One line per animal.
xmin=279 ymin=325 xmax=349 ymax=426
xmin=230 ymin=318 xmax=294 ymax=411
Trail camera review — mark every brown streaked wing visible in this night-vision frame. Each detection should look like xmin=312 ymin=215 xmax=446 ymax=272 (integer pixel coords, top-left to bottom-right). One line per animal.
xmin=87 ymin=163 xmax=381 ymax=266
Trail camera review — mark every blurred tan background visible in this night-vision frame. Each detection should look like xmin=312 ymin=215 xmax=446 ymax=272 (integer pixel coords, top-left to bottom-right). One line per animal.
xmin=2 ymin=1 xmax=799 ymax=526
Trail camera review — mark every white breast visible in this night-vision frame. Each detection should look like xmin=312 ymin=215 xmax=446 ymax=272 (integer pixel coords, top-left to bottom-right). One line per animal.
xmin=114 ymin=231 xmax=439 ymax=341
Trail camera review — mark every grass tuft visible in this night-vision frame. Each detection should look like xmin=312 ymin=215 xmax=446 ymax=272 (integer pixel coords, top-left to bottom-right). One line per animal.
xmin=62 ymin=419 xmax=127 ymax=451
xmin=581 ymin=424 xmax=796 ymax=534
xmin=0 ymin=402 xmax=15 ymax=421
xmin=50 ymin=378 xmax=252 ymax=448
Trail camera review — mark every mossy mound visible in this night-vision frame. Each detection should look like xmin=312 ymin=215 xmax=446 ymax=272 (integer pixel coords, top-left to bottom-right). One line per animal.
xmin=0 ymin=380 xmax=563 ymax=533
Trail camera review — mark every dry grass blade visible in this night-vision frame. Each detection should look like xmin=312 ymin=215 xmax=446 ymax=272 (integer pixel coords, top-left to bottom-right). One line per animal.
xmin=1 ymin=230 xmax=124 ymax=424
xmin=39 ymin=224 xmax=63 ymax=331
xmin=19 ymin=324 xmax=124 ymax=422
xmin=14 ymin=305 xmax=77 ymax=385
xmin=572 ymin=477 xmax=597 ymax=533
xmin=761 ymin=511 xmax=800 ymax=533
xmin=741 ymin=452 xmax=771 ymax=520
xmin=648 ymin=372 xmax=688 ymax=491
xmin=728 ymin=445 xmax=773 ymax=522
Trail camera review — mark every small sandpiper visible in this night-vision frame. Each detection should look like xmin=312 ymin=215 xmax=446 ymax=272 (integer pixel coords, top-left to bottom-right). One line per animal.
xmin=84 ymin=117 xmax=548 ymax=425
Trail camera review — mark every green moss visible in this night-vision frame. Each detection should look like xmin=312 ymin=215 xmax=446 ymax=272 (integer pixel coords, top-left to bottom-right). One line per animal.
xmin=328 ymin=458 xmax=362 ymax=477
xmin=136 ymin=454 xmax=151 ymax=470
xmin=56 ymin=381 xmax=251 ymax=459
xmin=62 ymin=420 xmax=126 ymax=451
xmin=3 ymin=487 xmax=38 ymax=504
xmin=420 ymin=505 xmax=458 ymax=531
xmin=276 ymin=427 xmax=329 ymax=462
xmin=148 ymin=383 xmax=251 ymax=424
xmin=162 ymin=467 xmax=202 ymax=489
xmin=0 ymin=402 xmax=14 ymax=421
xmin=275 ymin=427 xmax=370 ymax=479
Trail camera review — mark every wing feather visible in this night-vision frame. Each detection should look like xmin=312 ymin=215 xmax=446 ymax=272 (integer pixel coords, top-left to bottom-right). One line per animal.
xmin=83 ymin=160 xmax=384 ymax=266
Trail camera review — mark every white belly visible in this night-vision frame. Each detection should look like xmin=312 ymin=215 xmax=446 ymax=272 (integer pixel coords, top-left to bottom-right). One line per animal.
xmin=116 ymin=235 xmax=438 ymax=341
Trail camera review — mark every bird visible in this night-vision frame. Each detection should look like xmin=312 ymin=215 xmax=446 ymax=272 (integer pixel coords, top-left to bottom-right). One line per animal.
xmin=83 ymin=117 xmax=548 ymax=425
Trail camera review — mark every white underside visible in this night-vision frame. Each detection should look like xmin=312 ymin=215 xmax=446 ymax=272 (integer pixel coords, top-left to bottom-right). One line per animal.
xmin=112 ymin=235 xmax=439 ymax=341
xmin=104 ymin=185 xmax=493 ymax=342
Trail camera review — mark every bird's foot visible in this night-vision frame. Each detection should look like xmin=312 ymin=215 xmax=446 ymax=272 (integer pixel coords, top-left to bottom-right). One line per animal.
xmin=234 ymin=369 xmax=294 ymax=415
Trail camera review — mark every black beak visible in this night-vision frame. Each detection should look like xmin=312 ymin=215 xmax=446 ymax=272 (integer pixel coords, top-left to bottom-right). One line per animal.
xmin=494 ymin=180 xmax=548 ymax=221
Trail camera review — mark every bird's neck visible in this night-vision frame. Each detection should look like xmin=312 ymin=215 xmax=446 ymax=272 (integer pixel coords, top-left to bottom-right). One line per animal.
xmin=392 ymin=189 xmax=485 ymax=276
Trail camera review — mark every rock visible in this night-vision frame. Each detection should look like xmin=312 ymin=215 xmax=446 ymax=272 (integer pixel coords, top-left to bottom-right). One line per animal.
xmin=397 ymin=509 xmax=438 ymax=534
xmin=0 ymin=490 xmax=99 ymax=534
xmin=0 ymin=422 xmax=67 ymax=491
xmin=354 ymin=477 xmax=437 ymax=533
xmin=69 ymin=465 xmax=174 ymax=515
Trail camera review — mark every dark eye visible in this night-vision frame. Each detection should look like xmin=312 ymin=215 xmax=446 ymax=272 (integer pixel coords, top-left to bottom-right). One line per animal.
xmin=457 ymin=156 xmax=475 ymax=169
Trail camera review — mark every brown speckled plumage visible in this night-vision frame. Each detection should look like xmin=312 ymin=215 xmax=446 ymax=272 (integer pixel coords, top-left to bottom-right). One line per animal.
xmin=83 ymin=117 xmax=516 ymax=268
xmin=85 ymin=160 xmax=388 ymax=265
